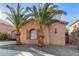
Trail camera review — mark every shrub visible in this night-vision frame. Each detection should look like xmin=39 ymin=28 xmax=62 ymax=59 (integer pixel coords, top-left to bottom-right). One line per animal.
xmin=71 ymin=29 xmax=79 ymax=40
xmin=0 ymin=33 xmax=9 ymax=40
xmin=71 ymin=29 xmax=79 ymax=45
xmin=71 ymin=29 xmax=79 ymax=49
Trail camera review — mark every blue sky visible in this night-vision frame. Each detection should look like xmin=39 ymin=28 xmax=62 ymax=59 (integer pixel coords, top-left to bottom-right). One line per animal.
xmin=0 ymin=3 xmax=79 ymax=26
xmin=57 ymin=3 xmax=79 ymax=26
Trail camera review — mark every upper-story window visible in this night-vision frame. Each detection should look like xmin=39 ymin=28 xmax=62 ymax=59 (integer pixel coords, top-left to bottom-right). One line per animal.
xmin=29 ymin=29 xmax=37 ymax=40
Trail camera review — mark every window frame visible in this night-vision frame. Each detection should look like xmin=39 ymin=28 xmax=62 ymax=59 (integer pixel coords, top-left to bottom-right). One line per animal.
xmin=29 ymin=29 xmax=37 ymax=40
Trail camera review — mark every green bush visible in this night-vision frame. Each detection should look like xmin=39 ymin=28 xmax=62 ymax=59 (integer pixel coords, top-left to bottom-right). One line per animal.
xmin=71 ymin=29 xmax=79 ymax=49
xmin=71 ymin=29 xmax=79 ymax=40
xmin=71 ymin=29 xmax=79 ymax=45
xmin=0 ymin=33 xmax=9 ymax=40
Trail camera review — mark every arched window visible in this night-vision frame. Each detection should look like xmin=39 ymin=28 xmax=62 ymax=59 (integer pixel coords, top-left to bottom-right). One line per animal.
xmin=29 ymin=29 xmax=37 ymax=40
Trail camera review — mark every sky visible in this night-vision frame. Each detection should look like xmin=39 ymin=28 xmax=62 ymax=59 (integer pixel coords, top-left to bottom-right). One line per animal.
xmin=0 ymin=3 xmax=79 ymax=26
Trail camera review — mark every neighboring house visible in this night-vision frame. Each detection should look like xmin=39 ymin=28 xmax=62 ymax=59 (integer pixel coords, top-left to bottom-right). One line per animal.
xmin=0 ymin=22 xmax=13 ymax=34
xmin=69 ymin=20 xmax=79 ymax=34
xmin=0 ymin=20 xmax=15 ymax=40
xmin=68 ymin=20 xmax=79 ymax=44
xmin=20 ymin=18 xmax=67 ymax=45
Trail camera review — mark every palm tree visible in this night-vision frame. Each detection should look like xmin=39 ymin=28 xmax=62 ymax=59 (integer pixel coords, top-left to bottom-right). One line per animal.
xmin=26 ymin=3 xmax=67 ymax=46
xmin=4 ymin=4 xmax=30 ymax=45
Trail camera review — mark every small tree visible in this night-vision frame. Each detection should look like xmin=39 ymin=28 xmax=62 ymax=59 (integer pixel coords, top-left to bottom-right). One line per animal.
xmin=71 ymin=29 xmax=79 ymax=49
xmin=71 ymin=29 xmax=79 ymax=40
xmin=26 ymin=3 xmax=66 ymax=46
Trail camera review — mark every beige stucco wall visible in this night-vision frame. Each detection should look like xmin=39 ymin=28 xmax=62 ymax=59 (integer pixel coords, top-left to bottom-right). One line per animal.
xmin=20 ymin=20 xmax=51 ymax=45
xmin=49 ymin=23 xmax=65 ymax=45
xmin=69 ymin=22 xmax=79 ymax=34
xmin=20 ymin=20 xmax=66 ymax=45
xmin=20 ymin=20 xmax=38 ymax=44
xmin=43 ymin=26 xmax=50 ymax=45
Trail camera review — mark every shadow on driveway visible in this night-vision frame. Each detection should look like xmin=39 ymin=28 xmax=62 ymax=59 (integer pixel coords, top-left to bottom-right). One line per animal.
xmin=0 ymin=44 xmax=54 ymax=56
xmin=0 ymin=44 xmax=79 ymax=56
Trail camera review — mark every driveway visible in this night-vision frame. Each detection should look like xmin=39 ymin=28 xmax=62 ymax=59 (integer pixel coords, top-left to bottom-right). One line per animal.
xmin=0 ymin=41 xmax=54 ymax=56
xmin=0 ymin=44 xmax=79 ymax=56
xmin=0 ymin=41 xmax=79 ymax=56
xmin=0 ymin=41 xmax=19 ymax=56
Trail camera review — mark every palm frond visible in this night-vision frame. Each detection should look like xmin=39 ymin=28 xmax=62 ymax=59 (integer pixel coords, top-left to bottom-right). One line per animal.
xmin=4 ymin=4 xmax=30 ymax=30
xmin=27 ymin=3 xmax=67 ymax=27
xmin=26 ymin=7 xmax=32 ymax=12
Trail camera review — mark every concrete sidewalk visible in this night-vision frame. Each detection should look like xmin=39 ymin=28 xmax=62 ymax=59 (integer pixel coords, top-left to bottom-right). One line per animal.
xmin=0 ymin=49 xmax=20 ymax=56
xmin=0 ymin=41 xmax=19 ymax=56
xmin=0 ymin=41 xmax=16 ymax=46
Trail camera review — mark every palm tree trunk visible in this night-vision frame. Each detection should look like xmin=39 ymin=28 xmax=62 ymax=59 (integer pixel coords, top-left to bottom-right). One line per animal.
xmin=16 ymin=30 xmax=21 ymax=45
xmin=38 ymin=26 xmax=44 ymax=47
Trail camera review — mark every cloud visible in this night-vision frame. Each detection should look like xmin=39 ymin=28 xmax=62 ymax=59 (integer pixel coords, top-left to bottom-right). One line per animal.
xmin=0 ymin=9 xmax=12 ymax=25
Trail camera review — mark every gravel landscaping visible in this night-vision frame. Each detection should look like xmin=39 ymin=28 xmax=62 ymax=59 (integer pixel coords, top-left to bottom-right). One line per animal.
xmin=0 ymin=44 xmax=79 ymax=56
